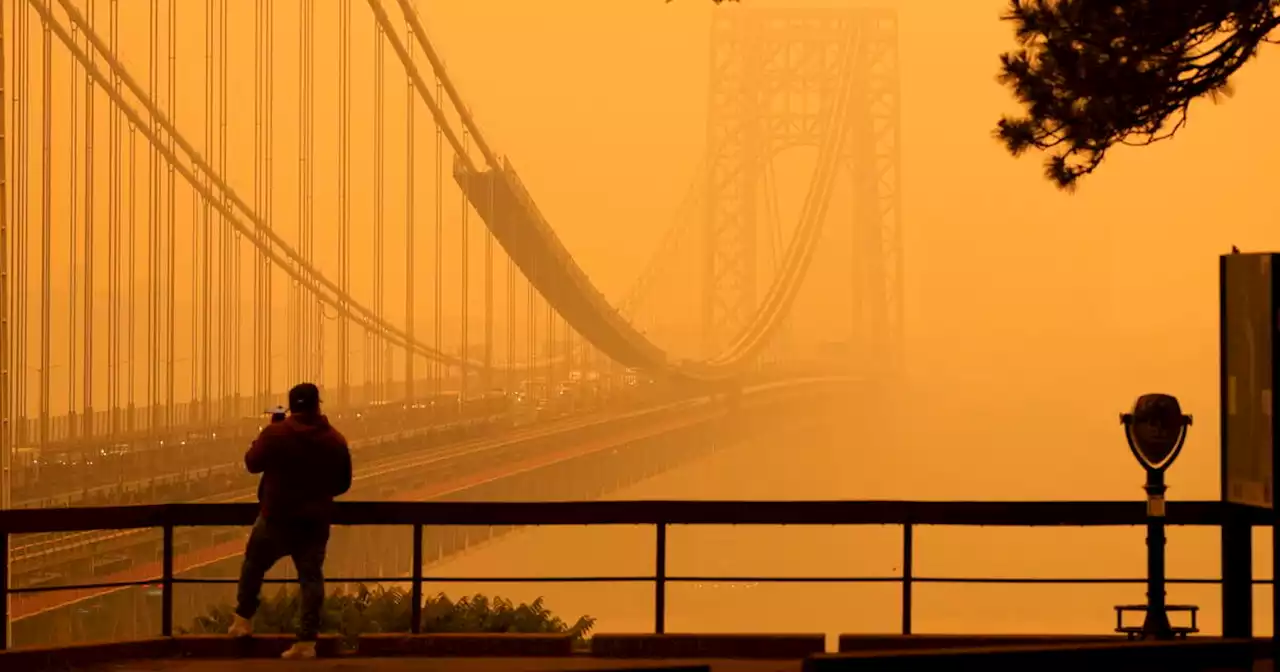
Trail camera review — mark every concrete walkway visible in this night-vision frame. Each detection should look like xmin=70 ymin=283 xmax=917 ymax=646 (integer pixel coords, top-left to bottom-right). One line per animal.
xmin=94 ymin=658 xmax=802 ymax=672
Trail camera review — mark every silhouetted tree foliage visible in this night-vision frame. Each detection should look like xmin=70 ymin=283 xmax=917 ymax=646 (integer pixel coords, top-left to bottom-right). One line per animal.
xmin=181 ymin=585 xmax=595 ymax=647
xmin=995 ymin=0 xmax=1280 ymax=190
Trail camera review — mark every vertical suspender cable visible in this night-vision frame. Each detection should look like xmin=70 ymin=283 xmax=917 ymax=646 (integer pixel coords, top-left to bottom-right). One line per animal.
xmin=200 ymin=0 xmax=212 ymax=424
xmin=84 ymin=0 xmax=95 ymax=441
xmin=526 ymin=254 xmax=534 ymax=396
xmin=433 ymin=77 xmax=442 ymax=403
xmin=69 ymin=14 xmax=79 ymax=437
xmin=148 ymin=0 xmax=157 ymax=438
xmin=40 ymin=8 xmax=50 ymax=454
xmin=112 ymin=0 xmax=123 ymax=436
xmin=505 ymin=210 xmax=514 ymax=393
xmin=15 ymin=0 xmax=30 ymax=449
xmin=226 ymin=0 xmax=239 ymax=417
xmin=483 ymin=167 xmax=493 ymax=394
xmin=265 ymin=0 xmax=274 ymax=401
xmin=460 ymin=130 xmax=468 ymax=400
xmin=288 ymin=0 xmax=300 ymax=387
xmin=254 ymin=0 xmax=263 ymax=407
xmin=128 ymin=76 xmax=137 ymax=432
xmin=545 ymin=296 xmax=553 ymax=394
xmin=404 ymin=13 xmax=414 ymax=402
xmin=338 ymin=0 xmax=350 ymax=407
xmin=302 ymin=0 xmax=313 ymax=386
xmin=107 ymin=0 xmax=118 ymax=439
xmin=254 ymin=0 xmax=274 ymax=406
xmin=373 ymin=20 xmax=385 ymax=402
xmin=166 ymin=0 xmax=177 ymax=432
xmin=219 ymin=0 xmax=231 ymax=419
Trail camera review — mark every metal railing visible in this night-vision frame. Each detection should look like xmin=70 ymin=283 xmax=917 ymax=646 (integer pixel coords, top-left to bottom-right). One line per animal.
xmin=0 ymin=499 xmax=1271 ymax=650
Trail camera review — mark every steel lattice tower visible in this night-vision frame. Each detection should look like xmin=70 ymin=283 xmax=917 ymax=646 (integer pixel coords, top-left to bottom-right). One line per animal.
xmin=701 ymin=7 xmax=903 ymax=379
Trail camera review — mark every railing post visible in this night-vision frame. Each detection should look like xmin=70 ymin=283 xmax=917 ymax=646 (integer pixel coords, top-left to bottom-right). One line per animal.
xmin=410 ymin=523 xmax=423 ymax=634
xmin=1220 ymin=514 xmax=1252 ymax=638
xmin=160 ymin=522 xmax=174 ymax=637
xmin=654 ymin=522 xmax=667 ymax=634
xmin=901 ymin=523 xmax=913 ymax=635
xmin=2 ymin=526 xmax=9 ymax=650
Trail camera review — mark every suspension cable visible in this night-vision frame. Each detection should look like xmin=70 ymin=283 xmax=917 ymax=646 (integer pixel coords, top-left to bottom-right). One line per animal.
xmin=433 ymin=76 xmax=442 ymax=400
xmin=404 ymin=8 xmax=415 ymax=398
xmin=460 ymin=130 xmax=469 ymax=399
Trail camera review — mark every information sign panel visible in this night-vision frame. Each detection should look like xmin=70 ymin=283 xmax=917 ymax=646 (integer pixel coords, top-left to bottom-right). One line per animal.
xmin=1221 ymin=252 xmax=1276 ymax=509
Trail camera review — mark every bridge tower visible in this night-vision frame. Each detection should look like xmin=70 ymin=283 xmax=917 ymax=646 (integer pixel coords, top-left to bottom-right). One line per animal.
xmin=701 ymin=7 xmax=903 ymax=380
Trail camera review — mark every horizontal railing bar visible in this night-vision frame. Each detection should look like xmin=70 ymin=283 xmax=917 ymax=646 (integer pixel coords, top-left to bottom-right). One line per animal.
xmin=0 ymin=499 xmax=1270 ymax=533
xmin=913 ymin=577 xmax=1221 ymax=585
xmin=671 ymin=576 xmax=1267 ymax=585
xmin=668 ymin=576 xmax=900 ymax=583
xmin=420 ymin=576 xmax=649 ymax=583
xmin=12 ymin=574 xmax=1263 ymax=595
xmin=175 ymin=577 xmax=420 ymax=585
xmin=172 ymin=576 xmax=657 ymax=585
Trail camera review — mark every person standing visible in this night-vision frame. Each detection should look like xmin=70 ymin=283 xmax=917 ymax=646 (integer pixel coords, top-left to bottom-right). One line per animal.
xmin=228 ymin=383 xmax=352 ymax=660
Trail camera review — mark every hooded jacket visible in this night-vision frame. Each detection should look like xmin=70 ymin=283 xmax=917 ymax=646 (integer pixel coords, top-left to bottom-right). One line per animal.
xmin=245 ymin=413 xmax=352 ymax=522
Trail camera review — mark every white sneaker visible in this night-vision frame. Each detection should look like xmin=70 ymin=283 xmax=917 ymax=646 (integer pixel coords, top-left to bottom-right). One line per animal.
xmin=228 ymin=614 xmax=253 ymax=638
xmin=281 ymin=641 xmax=317 ymax=660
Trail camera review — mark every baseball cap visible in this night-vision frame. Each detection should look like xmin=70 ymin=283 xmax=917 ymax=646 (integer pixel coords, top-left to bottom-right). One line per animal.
xmin=288 ymin=382 xmax=322 ymax=411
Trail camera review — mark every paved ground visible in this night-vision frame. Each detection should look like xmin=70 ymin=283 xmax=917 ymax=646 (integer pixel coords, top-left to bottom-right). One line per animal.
xmin=95 ymin=658 xmax=802 ymax=672
xmin=79 ymin=657 xmax=1280 ymax=672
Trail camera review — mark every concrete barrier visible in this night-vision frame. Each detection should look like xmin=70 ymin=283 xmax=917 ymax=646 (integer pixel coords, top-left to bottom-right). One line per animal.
xmin=806 ymin=638 xmax=1263 ymax=672
xmin=0 ymin=633 xmax=571 ymax=668
xmin=0 ymin=634 xmax=347 ymax=668
xmin=174 ymin=633 xmax=344 ymax=658
xmin=591 ymin=633 xmax=826 ymax=659
xmin=563 ymin=667 xmax=712 ymax=672
xmin=837 ymin=634 xmax=1124 ymax=652
xmin=0 ymin=638 xmax=178 ymax=671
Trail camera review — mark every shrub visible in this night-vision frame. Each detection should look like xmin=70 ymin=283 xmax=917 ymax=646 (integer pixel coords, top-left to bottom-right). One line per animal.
xmin=182 ymin=584 xmax=596 ymax=645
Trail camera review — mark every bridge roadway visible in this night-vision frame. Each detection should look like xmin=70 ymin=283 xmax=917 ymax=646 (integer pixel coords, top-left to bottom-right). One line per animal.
xmin=13 ymin=372 xmax=521 ymax=456
xmin=11 ymin=378 xmax=614 ymax=508
xmin=8 ymin=388 xmax=700 ymax=571
xmin=6 ymin=378 xmax=730 ymax=551
xmin=8 ymin=376 xmax=857 ymax=623
xmin=12 ymin=367 xmax=816 ymax=510
xmin=14 ymin=406 xmax=499 ymax=509
xmin=10 ymin=412 xmax=581 ymax=564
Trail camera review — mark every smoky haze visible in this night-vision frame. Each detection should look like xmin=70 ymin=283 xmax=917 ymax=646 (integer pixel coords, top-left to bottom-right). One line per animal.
xmin=5 ymin=0 xmax=1280 ymax=645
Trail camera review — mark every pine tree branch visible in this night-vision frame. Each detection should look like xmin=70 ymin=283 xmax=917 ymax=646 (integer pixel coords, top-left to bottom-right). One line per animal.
xmin=994 ymin=0 xmax=1280 ymax=190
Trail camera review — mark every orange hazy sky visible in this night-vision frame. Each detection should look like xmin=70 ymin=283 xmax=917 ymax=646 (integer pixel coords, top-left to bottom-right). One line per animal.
xmin=8 ymin=0 xmax=1280 ymax=504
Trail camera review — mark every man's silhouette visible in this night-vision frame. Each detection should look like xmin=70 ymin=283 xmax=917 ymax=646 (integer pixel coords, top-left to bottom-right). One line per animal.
xmin=229 ymin=383 xmax=352 ymax=660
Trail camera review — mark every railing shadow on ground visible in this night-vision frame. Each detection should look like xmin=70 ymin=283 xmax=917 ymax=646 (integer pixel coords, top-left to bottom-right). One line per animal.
xmin=1 ymin=498 xmax=1273 ymax=654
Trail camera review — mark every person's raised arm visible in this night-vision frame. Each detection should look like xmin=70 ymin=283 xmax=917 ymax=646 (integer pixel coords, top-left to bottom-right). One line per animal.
xmin=330 ymin=431 xmax=353 ymax=497
xmin=244 ymin=425 xmax=279 ymax=474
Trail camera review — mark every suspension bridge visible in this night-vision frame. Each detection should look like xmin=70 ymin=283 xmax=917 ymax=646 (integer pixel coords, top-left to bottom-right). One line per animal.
xmin=0 ymin=0 xmax=902 ymax=648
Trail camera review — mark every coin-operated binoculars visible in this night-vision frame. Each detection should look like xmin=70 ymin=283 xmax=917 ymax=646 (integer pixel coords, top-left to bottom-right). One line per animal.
xmin=1120 ymin=393 xmax=1192 ymax=640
